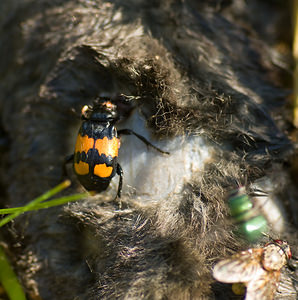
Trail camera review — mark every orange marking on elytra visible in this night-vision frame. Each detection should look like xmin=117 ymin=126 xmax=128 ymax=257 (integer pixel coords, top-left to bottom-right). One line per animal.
xmin=74 ymin=161 xmax=89 ymax=175
xmin=95 ymin=136 xmax=120 ymax=157
xmin=94 ymin=164 xmax=113 ymax=178
xmin=75 ymin=135 xmax=94 ymax=154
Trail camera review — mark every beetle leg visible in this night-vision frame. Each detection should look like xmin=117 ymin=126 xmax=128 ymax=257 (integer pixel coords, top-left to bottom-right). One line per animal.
xmin=113 ymin=163 xmax=123 ymax=209
xmin=117 ymin=129 xmax=169 ymax=155
xmin=62 ymin=154 xmax=74 ymax=178
xmin=114 ymin=163 xmax=123 ymax=208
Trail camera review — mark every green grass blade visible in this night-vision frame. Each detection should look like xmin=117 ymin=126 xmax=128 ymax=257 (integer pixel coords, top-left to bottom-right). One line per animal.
xmin=30 ymin=193 xmax=89 ymax=210
xmin=0 ymin=246 xmax=26 ymax=300
xmin=0 ymin=207 xmax=22 ymax=214
xmin=0 ymin=193 xmax=88 ymax=215
xmin=0 ymin=180 xmax=71 ymax=227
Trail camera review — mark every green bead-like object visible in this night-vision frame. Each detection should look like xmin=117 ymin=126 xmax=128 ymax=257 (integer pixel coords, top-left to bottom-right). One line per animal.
xmin=237 ymin=215 xmax=267 ymax=242
xmin=228 ymin=193 xmax=253 ymax=217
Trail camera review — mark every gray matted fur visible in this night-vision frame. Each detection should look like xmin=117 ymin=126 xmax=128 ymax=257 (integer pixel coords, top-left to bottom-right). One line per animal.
xmin=0 ymin=0 xmax=297 ymax=299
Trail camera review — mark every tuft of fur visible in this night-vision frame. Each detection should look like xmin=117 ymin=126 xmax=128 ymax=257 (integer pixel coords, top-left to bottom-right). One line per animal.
xmin=0 ymin=0 xmax=296 ymax=299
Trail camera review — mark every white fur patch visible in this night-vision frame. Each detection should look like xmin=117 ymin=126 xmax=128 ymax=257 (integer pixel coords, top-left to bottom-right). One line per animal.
xmin=111 ymin=110 xmax=211 ymax=203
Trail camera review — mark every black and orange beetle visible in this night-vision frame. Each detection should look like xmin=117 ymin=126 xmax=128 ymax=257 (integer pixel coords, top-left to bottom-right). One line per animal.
xmin=65 ymin=96 xmax=169 ymax=206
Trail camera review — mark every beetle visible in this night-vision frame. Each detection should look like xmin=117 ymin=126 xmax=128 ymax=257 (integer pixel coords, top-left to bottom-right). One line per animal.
xmin=65 ymin=96 xmax=169 ymax=206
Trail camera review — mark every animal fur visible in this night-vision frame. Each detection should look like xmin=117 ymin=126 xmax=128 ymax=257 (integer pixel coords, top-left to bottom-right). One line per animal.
xmin=0 ymin=0 xmax=296 ymax=299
